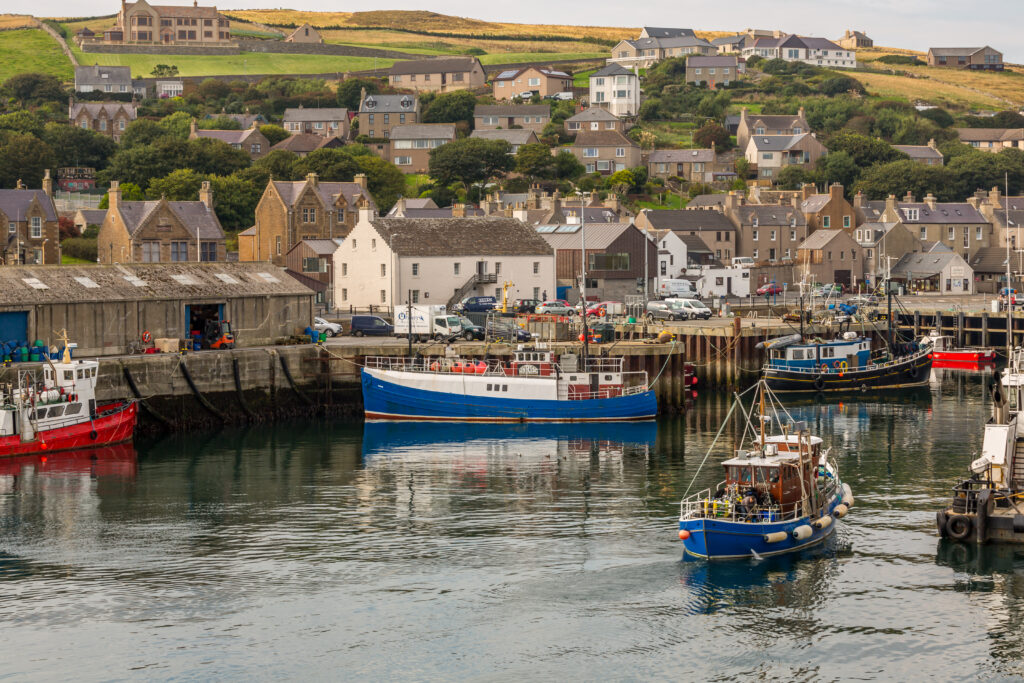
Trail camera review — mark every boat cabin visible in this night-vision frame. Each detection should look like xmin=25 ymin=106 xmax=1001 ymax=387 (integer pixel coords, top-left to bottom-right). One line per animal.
xmin=768 ymin=337 xmax=871 ymax=372
xmin=722 ymin=435 xmax=822 ymax=512
xmin=508 ymin=347 xmax=556 ymax=377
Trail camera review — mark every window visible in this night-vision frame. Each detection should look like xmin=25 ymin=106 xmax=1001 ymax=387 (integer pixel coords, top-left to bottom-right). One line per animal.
xmin=616 ymin=147 xmax=625 ymax=157
xmin=251 ymin=144 xmax=261 ymax=154
xmin=977 ymin=226 xmax=983 ymax=241
xmin=752 ymin=249 xmax=758 ymax=259
xmin=411 ymin=290 xmax=419 ymax=303
xmin=594 ymin=92 xmax=605 ymax=103
xmin=770 ymin=230 xmax=776 ymax=241
xmin=371 ymin=239 xmax=376 ymax=250
xmin=843 ymin=216 xmax=851 ymax=228
xmin=769 ymin=248 xmax=776 ymax=261
xmin=920 ymin=226 xmax=927 ymax=240
xmin=454 ymin=262 xmax=460 ymax=275
xmin=694 ymin=68 xmax=702 ymax=75
xmin=532 ymin=260 xmax=540 ymax=275
xmin=381 ymin=290 xmax=387 ymax=304
xmin=494 ymin=262 xmax=502 ymax=275
xmin=7 ymin=223 xmax=14 ymax=235
xmin=302 ymin=207 xmax=316 ymax=223
xmin=141 ymin=242 xmax=159 ymax=262
xmin=380 ymin=263 xmax=386 ymax=277
xmin=351 ymin=239 xmax=356 ymax=249
xmin=597 ymin=160 xmax=610 ymax=171
xmin=200 ymin=241 xmax=217 ymax=262
xmin=587 ymin=253 xmax=630 ymax=270
xmin=903 ymin=208 xmax=919 ymax=221
xmin=752 ymin=230 xmax=758 ymax=241
xmin=342 ymin=288 xmax=348 ymax=302
xmin=584 ymin=148 xmax=598 ymax=158
xmin=395 ymin=157 xmax=412 ymax=166
xmin=594 ymin=77 xmax=605 ymax=86
xmin=276 ymin=236 xmax=282 ymax=255
xmin=528 ymin=77 xmax=540 ymax=86
xmin=341 ymin=263 xmax=348 ymax=276
xmin=30 ymin=217 xmax=41 ymax=238
xmin=948 ymin=226 xmax=954 ymax=240
xmin=170 ymin=241 xmax=188 ymax=261
xmin=412 ymin=263 xmax=419 ymax=276
xmin=99 ymin=119 xmax=107 ymax=131
xmin=302 ymin=256 xmax=326 ymax=273
xmin=852 ymin=249 xmax=857 ymax=260
xmin=827 ymin=251 xmax=832 ymax=260
xmin=762 ymin=152 xmax=773 ymax=161
xmin=790 ymin=230 xmax=796 ymax=241
xmin=840 ymin=251 xmax=845 ymax=260
xmin=822 ymin=216 xmax=830 ymax=228
xmin=755 ymin=127 xmax=765 ymax=135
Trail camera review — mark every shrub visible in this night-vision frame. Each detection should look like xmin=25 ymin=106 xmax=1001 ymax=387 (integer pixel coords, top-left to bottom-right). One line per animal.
xmin=61 ymin=238 xmax=97 ymax=262
xmin=875 ymin=54 xmax=924 ymax=66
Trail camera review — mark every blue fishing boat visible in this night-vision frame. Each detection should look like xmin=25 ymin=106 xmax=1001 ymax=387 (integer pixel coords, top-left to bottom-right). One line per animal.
xmin=677 ymin=381 xmax=854 ymax=560
xmin=361 ymin=345 xmax=657 ymax=422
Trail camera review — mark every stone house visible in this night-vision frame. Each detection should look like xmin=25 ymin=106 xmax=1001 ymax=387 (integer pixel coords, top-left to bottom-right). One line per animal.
xmin=685 ymin=56 xmax=742 ymax=89
xmin=589 ymin=64 xmax=640 ymax=117
xmin=634 ymin=208 xmax=737 ymax=264
xmin=538 ymin=221 xmax=657 ymax=302
xmin=569 ymin=130 xmax=641 ymax=175
xmin=564 ymin=107 xmax=623 ymax=134
xmin=879 ymin=193 xmax=992 ymax=261
xmin=282 ymin=106 xmax=349 ymax=138
xmin=284 ymin=238 xmax=341 ymax=309
xmin=970 ymin=247 xmax=1012 ymax=293
xmin=647 ymin=148 xmax=720 ymax=183
xmin=736 ymin=107 xmax=809 ymax=149
xmin=473 ymin=104 xmax=550 ymax=133
xmin=239 ymin=173 xmax=374 ymax=265
xmin=744 ymin=133 xmax=828 ymax=182
xmin=491 ymin=67 xmax=572 ymax=99
xmin=97 ymin=180 xmax=226 ymax=264
xmin=0 ymin=172 xmax=60 ymax=265
xmin=855 ymin=221 xmax=920 ymax=287
xmin=74 ymin=65 xmax=145 ymax=96
xmin=928 ymin=46 xmax=1003 ymax=70
xmin=970 ymin=187 xmax=1024 ymax=248
xmin=269 ymin=133 xmax=345 ymax=157
xmin=894 ymin=139 xmax=944 ymax=165
xmin=469 ymin=129 xmax=539 ymax=154
xmin=358 ymin=91 xmax=419 ymax=140
xmin=837 ymin=30 xmax=872 ymax=49
xmin=285 ymin=23 xmax=323 ymax=43
xmin=382 ymin=124 xmax=457 ymax=173
xmin=107 ymin=0 xmax=231 ymax=44
xmin=800 ymin=184 xmax=856 ymax=232
xmin=715 ymin=191 xmax=809 ymax=262
xmin=68 ymin=98 xmax=138 ymax=143
xmin=890 ymin=249 xmax=974 ymax=294
xmin=335 ymin=206 xmax=555 ymax=310
xmin=388 ymin=57 xmax=486 ymax=93
xmin=73 ymin=208 xmax=107 ymax=233
xmin=955 ymin=128 xmax=1024 ymax=153
xmin=188 ymin=119 xmax=269 ymax=159
xmin=796 ymin=229 xmax=864 ymax=288
xmin=609 ymin=35 xmax=715 ymax=69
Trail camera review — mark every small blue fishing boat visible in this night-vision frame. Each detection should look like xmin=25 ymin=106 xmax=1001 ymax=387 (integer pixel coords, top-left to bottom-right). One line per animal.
xmin=677 ymin=381 xmax=853 ymax=560
xmin=361 ymin=344 xmax=657 ymax=422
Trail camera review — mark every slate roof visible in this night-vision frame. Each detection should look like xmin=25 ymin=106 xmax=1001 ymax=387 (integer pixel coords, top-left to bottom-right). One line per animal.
xmin=891 ymin=251 xmax=966 ymax=278
xmin=627 ymin=36 xmax=713 ymax=50
xmin=0 ymin=262 xmax=309 ymax=305
xmin=74 ymin=65 xmax=132 ymax=88
xmin=360 ymin=94 xmax=417 ymax=113
xmin=801 ymin=36 xmax=844 ymax=50
xmin=574 ymin=130 xmax=637 ymax=147
xmin=128 ymin=2 xmax=223 ymax=18
xmin=687 ymin=56 xmax=739 ymax=68
xmin=686 ymin=194 xmax=726 ymax=208
xmin=648 ymin=148 xmax=715 ymax=163
xmin=68 ymin=101 xmax=138 ymax=121
xmin=856 ymin=221 xmax=899 ymax=245
xmin=893 ymin=144 xmax=944 ymax=160
xmin=800 ymin=195 xmax=831 ymax=213
xmin=389 ymin=57 xmax=482 ymax=75
xmin=748 ymin=133 xmax=813 ymax=151
xmin=644 ymin=210 xmax=736 ymax=231
xmin=592 ymin=64 xmax=635 ymax=77
xmin=734 ymin=205 xmax=806 ymax=226
xmin=955 ymin=128 xmax=1024 ymax=142
xmin=218 ymin=112 xmax=264 ymax=128
xmin=0 ymin=190 xmax=58 ymax=223
xmin=565 ymin=108 xmax=619 ymax=123
xmin=271 ymin=180 xmax=376 ymax=211
xmin=387 ymin=207 xmax=485 ymax=219
xmin=712 ymin=35 xmax=745 ymax=47
xmin=76 ymin=209 xmax=107 ymax=226
xmin=296 ymin=238 xmax=343 ymax=255
xmin=679 ymin=234 xmax=712 ymax=253
xmin=642 ymin=27 xmax=696 ymax=38
xmin=970 ymin=246 xmax=1010 ymax=272
xmin=282 ymin=107 xmax=349 ymax=122
xmin=474 ymin=104 xmax=550 ymax=117
xmin=797 ymin=229 xmax=847 ymax=251
xmin=389 ymin=124 xmax=456 ymax=140
xmin=270 ymin=134 xmax=344 ymax=154
xmin=371 ymin=217 xmax=553 ymax=256
xmin=493 ymin=67 xmax=571 ymax=81
xmin=116 ymin=200 xmax=223 ymax=240
xmin=930 ymin=47 xmax=990 ymax=57
xmin=743 ymin=112 xmax=806 ymax=128
xmin=894 ymin=202 xmax=985 ymax=223
xmin=470 ymin=129 xmax=539 ymax=145
xmin=192 ymin=128 xmax=260 ymax=145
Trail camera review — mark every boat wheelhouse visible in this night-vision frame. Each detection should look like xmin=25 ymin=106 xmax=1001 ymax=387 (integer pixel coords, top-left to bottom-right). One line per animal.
xmin=926 ymin=331 xmax=996 ymax=366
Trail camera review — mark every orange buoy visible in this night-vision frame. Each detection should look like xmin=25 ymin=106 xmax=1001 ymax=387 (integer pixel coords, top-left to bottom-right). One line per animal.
xmin=40 ymin=442 xmax=47 ymax=450
xmin=678 ymin=529 xmax=690 ymax=540
xmin=578 ymin=333 xmax=585 ymax=342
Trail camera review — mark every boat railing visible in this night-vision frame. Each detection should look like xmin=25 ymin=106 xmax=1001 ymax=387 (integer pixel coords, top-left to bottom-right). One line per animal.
xmin=581 ymin=357 xmax=625 ymax=373
xmin=364 ymin=355 xmax=509 ymax=375
xmin=765 ymin=344 xmax=929 ymax=375
xmin=679 ymin=481 xmax=793 ymax=524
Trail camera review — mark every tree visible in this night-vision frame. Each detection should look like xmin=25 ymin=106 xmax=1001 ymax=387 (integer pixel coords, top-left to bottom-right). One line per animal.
xmin=292 ymin=148 xmax=362 ymax=182
xmin=919 ymin=107 xmax=954 ymax=128
xmin=824 ymin=129 xmax=905 ymax=168
xmin=196 ymin=78 xmax=232 ymax=101
xmin=146 ymin=168 xmax=206 ymax=200
xmin=853 ymin=160 xmax=956 ymax=201
xmin=100 ymin=138 xmax=189 ymax=188
xmin=121 ymin=119 xmax=175 ymax=149
xmin=606 ymin=169 xmax=634 ymax=189
xmin=41 ymin=122 xmax=117 ymax=170
xmin=693 ymin=122 xmax=731 ymax=150
xmin=159 ymin=111 xmax=194 ymax=139
xmin=210 ymin=173 xmax=265 ymax=231
xmin=552 ymin=150 xmax=585 ymax=180
xmin=0 ymin=110 xmax=45 ymax=138
xmin=98 ymin=181 xmax=145 ymax=208
xmin=150 ymin=64 xmax=179 ymax=77
xmin=0 ymin=73 xmax=65 ymax=105
xmin=422 ymin=90 xmax=478 ymax=125
xmin=336 ymin=77 xmax=381 ymax=110
xmin=947 ymin=151 xmax=1023 ymax=197
xmin=428 ymin=138 xmax=514 ymax=191
xmin=514 ymin=143 xmax=556 ymax=179
xmin=260 ymin=124 xmax=288 ymax=147
xmin=0 ymin=132 xmax=55 ymax=189
xmin=355 ymin=155 xmax=405 ymax=213
xmin=815 ymin=150 xmax=860 ymax=189
xmin=185 ymin=137 xmax=251 ymax=176
xmin=58 ymin=215 xmax=79 ymax=240
xmin=198 ymin=115 xmax=242 ymax=130
xmin=254 ymin=149 xmax=299 ymax=180
xmin=818 ymin=76 xmax=865 ymax=97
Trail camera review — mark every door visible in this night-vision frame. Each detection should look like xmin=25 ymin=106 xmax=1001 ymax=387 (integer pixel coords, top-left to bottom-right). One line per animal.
xmin=476 ymin=261 xmax=487 ymax=276
xmin=590 ymin=373 xmax=600 ymax=397
xmin=726 ymin=277 xmax=732 ymax=295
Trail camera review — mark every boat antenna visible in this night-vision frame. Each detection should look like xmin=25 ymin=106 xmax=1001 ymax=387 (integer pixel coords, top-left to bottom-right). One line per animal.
xmin=579 ymin=195 xmax=589 ymax=363
xmin=1007 ymin=171 xmax=1013 ymax=359
xmin=758 ymin=380 xmax=766 ymax=447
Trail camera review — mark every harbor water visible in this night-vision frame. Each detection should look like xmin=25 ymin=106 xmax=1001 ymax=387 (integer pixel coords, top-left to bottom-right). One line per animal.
xmin=3 ymin=368 xmax=1024 ymax=679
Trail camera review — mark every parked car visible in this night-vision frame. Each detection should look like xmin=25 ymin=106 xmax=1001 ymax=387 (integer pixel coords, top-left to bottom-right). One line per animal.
xmin=486 ymin=320 xmax=532 ymax=343
xmin=313 ymin=316 xmax=342 ymax=337
xmin=456 ymin=315 xmax=484 ymax=340
xmin=349 ymin=315 xmax=393 ymax=337
xmin=586 ymin=301 xmax=623 ymax=317
xmin=847 ymin=294 xmax=879 ymax=306
xmin=454 ymin=296 xmax=498 ymax=313
xmin=512 ymin=298 xmax=540 ymax=314
xmin=666 ymin=297 xmax=713 ymax=320
xmin=535 ymin=300 xmax=574 ymax=315
xmin=646 ymin=300 xmax=686 ymax=322
xmin=813 ymin=283 xmax=843 ymax=297
xmin=516 ymin=91 xmax=536 ymax=99
xmin=756 ymin=283 xmax=783 ymax=296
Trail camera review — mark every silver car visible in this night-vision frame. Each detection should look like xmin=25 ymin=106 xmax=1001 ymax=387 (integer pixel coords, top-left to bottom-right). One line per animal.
xmin=535 ymin=301 xmax=574 ymax=315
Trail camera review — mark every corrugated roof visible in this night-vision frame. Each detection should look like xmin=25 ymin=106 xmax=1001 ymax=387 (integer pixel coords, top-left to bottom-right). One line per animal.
xmin=389 ymin=57 xmax=482 ymax=76
xmin=0 ymin=262 xmax=309 ymax=305
xmin=0 ymin=190 xmax=58 ymax=223
xmin=539 ymin=222 xmax=634 ymax=250
xmin=474 ymin=104 xmax=550 ymax=117
xmin=389 ymin=124 xmax=456 ymax=140
xmin=372 ymin=217 xmax=552 ymax=257
xmin=282 ymin=107 xmax=348 ymax=122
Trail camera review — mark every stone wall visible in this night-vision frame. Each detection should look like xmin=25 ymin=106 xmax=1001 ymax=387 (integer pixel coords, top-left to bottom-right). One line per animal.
xmin=81 ymin=42 xmax=241 ymax=55
xmin=80 ymin=38 xmax=418 ymax=59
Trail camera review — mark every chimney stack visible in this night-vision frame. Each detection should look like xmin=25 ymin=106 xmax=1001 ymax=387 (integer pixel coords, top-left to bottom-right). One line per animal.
xmin=42 ymin=169 xmax=53 ymax=198
xmin=393 ymin=196 xmax=407 ymax=217
xmin=356 ymin=193 xmax=376 ymax=223
xmin=923 ymin=193 xmax=936 ymax=210
xmin=354 ymin=173 xmax=368 ymax=189
xmin=451 ymin=203 xmax=466 ymax=218
xmin=109 ymin=180 xmax=121 ymax=212
xmin=828 ymin=183 xmax=843 ymax=201
xmin=199 ymin=180 xmax=213 ymax=209
xmin=306 ymin=172 xmax=319 ymax=187
xmin=903 ymin=191 xmax=915 ymax=204
xmin=884 ymin=194 xmax=897 ymax=217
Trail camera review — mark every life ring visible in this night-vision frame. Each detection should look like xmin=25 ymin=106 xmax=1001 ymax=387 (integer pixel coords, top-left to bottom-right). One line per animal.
xmin=833 ymin=360 xmax=841 ymax=368
xmin=598 ymin=309 xmax=606 ymax=317
xmin=141 ymin=330 xmax=152 ymax=344
xmin=946 ymin=514 xmax=972 ymax=540
xmin=821 ymin=363 xmax=829 ymax=374
xmin=840 ymin=361 xmax=848 ymax=371
xmin=814 ymin=374 xmax=826 ymax=391
xmin=429 ymin=361 xmax=440 ymax=371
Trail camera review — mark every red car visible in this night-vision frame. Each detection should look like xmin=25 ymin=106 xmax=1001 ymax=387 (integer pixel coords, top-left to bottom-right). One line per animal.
xmin=586 ymin=301 xmax=622 ymax=317
xmin=757 ymin=283 xmax=783 ymax=296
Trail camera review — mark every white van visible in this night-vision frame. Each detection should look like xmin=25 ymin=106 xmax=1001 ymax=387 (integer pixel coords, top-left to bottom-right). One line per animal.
xmin=657 ymin=279 xmax=697 ymax=299
xmin=666 ymin=297 xmax=713 ymax=320
xmin=732 ymin=257 xmax=755 ymax=268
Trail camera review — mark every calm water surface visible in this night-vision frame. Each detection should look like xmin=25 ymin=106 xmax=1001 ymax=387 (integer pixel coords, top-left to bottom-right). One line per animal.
xmin=3 ymin=368 xmax=1023 ymax=680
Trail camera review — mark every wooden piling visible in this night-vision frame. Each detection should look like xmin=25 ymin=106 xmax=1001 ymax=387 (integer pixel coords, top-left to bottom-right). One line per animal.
xmin=982 ymin=312 xmax=989 ymax=347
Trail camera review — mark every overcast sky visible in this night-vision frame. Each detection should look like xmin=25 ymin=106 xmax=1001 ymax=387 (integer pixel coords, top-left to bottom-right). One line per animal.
xmin=38 ymin=0 xmax=1024 ymax=62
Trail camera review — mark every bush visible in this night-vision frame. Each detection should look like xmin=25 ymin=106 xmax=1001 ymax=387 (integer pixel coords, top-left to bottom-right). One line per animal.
xmin=875 ymin=54 xmax=924 ymax=66
xmin=61 ymin=238 xmax=97 ymax=262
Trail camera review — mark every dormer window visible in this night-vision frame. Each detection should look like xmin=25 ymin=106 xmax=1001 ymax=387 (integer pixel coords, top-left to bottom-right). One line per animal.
xmin=903 ymin=208 xmax=919 ymax=221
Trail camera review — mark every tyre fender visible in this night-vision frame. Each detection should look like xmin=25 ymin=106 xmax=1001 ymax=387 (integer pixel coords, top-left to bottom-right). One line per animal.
xmin=945 ymin=514 xmax=973 ymax=541
xmin=814 ymin=374 xmax=826 ymax=391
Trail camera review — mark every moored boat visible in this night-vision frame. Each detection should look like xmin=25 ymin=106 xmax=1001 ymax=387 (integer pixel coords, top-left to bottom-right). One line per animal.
xmin=926 ymin=330 xmax=996 ymax=365
xmin=677 ymin=381 xmax=853 ymax=560
xmin=360 ymin=344 xmax=657 ymax=422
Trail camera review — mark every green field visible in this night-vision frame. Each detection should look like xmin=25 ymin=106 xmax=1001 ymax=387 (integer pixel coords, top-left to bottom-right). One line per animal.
xmin=0 ymin=29 xmax=73 ymax=82
xmin=477 ymin=52 xmax=604 ymax=65
xmin=637 ymin=193 xmax=686 ymax=210
xmin=574 ymin=69 xmax=595 ymax=87
xmin=66 ymin=40 xmax=396 ymax=78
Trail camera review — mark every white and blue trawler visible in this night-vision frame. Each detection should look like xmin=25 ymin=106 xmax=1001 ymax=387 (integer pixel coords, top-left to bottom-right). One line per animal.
xmin=678 ymin=381 xmax=853 ymax=560
xmin=361 ymin=345 xmax=657 ymax=422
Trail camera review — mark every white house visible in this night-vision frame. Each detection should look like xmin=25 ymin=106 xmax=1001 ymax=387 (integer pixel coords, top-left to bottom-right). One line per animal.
xmin=334 ymin=204 xmax=555 ymax=310
xmin=742 ymin=34 xmax=856 ymax=69
xmin=697 ymin=266 xmax=753 ymax=298
xmin=645 ymin=227 xmax=688 ymax=287
xmin=589 ymin=64 xmax=640 ymax=117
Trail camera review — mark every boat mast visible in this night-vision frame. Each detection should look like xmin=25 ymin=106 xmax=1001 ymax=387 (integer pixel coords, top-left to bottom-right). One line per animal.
xmin=580 ymin=198 xmax=589 ymax=362
xmin=758 ymin=382 xmax=766 ymax=448
xmin=1007 ymin=171 xmax=1013 ymax=359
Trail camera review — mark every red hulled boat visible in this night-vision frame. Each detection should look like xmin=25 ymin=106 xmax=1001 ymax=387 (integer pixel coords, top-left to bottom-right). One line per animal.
xmin=927 ymin=332 xmax=997 ymax=366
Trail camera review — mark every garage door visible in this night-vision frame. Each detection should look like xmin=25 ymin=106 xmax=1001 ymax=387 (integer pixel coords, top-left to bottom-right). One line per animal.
xmin=0 ymin=311 xmax=28 ymax=347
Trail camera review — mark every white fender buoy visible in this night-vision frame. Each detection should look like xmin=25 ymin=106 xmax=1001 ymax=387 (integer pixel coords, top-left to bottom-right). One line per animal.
xmin=763 ymin=531 xmax=788 ymax=544
xmin=832 ymin=503 xmax=849 ymax=518
xmin=812 ymin=515 xmax=833 ymax=530
xmin=841 ymin=483 xmax=854 ymax=507
xmin=792 ymin=524 xmax=813 ymax=540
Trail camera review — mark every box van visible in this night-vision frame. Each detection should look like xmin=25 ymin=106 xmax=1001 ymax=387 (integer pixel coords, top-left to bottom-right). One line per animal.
xmin=665 ymin=298 xmax=713 ymax=320
xmin=395 ymin=304 xmax=465 ymax=341
xmin=658 ymin=279 xmax=697 ymax=299
xmin=732 ymin=257 xmax=755 ymax=268
xmin=349 ymin=315 xmax=394 ymax=337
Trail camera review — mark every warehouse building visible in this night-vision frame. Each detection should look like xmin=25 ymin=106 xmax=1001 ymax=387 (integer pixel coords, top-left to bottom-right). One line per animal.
xmin=0 ymin=262 xmax=314 ymax=357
